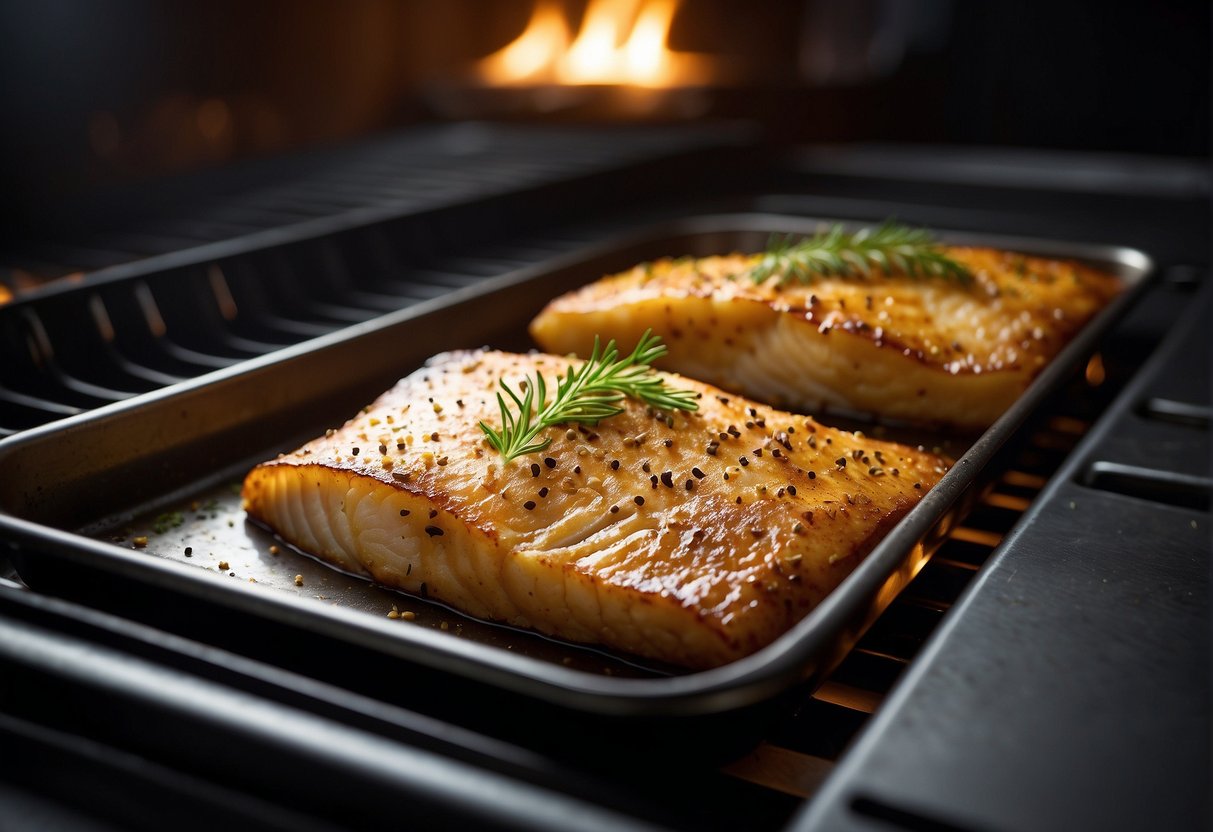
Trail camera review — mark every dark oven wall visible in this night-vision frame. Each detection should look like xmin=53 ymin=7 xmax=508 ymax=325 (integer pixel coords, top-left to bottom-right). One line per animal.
xmin=0 ymin=1 xmax=1207 ymax=263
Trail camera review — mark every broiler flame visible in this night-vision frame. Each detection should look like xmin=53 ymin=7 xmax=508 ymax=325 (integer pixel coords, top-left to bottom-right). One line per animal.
xmin=477 ymin=0 xmax=711 ymax=88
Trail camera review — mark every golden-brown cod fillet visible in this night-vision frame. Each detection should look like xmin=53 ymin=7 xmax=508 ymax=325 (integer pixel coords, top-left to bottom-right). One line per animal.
xmin=530 ymin=247 xmax=1122 ymax=428
xmin=242 ymin=350 xmax=948 ymax=669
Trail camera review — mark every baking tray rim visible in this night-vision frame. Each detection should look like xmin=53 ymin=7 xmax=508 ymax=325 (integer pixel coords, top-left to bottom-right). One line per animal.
xmin=0 ymin=212 xmax=1155 ymax=717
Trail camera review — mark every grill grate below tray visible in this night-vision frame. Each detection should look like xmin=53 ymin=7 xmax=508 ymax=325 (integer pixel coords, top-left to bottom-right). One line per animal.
xmin=0 ymin=221 xmax=625 ymax=437
xmin=723 ymin=410 xmax=1093 ymax=802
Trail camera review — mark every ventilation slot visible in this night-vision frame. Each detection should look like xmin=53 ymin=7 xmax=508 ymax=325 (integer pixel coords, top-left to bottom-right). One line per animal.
xmin=1140 ymin=397 xmax=1211 ymax=429
xmin=1081 ymin=461 xmax=1211 ymax=511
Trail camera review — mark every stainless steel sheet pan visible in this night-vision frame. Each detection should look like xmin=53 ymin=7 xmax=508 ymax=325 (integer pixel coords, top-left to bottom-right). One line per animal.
xmin=0 ymin=214 xmax=1152 ymax=743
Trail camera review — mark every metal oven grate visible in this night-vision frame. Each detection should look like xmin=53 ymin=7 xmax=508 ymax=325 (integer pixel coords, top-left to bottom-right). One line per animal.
xmin=0 ymin=228 xmax=571 ymax=434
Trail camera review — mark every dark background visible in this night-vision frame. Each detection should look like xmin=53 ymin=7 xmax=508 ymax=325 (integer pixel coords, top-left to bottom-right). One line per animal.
xmin=0 ymin=0 xmax=1207 ymax=224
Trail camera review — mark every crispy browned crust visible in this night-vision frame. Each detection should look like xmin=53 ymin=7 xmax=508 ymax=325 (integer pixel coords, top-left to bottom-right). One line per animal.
xmin=530 ymin=248 xmax=1123 ymax=428
xmin=243 ymin=350 xmax=949 ymax=668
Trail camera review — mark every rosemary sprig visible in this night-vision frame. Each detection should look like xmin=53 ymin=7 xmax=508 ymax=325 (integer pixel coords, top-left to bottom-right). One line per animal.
xmin=746 ymin=221 xmax=972 ymax=286
xmin=479 ymin=330 xmax=698 ymax=463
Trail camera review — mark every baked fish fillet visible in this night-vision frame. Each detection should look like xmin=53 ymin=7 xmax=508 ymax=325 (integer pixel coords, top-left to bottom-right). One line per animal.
xmin=530 ymin=248 xmax=1122 ymax=428
xmin=242 ymin=350 xmax=948 ymax=669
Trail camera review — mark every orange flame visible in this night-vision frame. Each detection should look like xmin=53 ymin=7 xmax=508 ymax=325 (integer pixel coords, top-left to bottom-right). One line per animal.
xmin=477 ymin=0 xmax=711 ymax=88
xmin=478 ymin=0 xmax=570 ymax=85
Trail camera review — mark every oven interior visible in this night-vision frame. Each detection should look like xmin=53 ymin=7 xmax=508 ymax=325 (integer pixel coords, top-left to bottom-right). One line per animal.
xmin=0 ymin=3 xmax=1208 ymax=831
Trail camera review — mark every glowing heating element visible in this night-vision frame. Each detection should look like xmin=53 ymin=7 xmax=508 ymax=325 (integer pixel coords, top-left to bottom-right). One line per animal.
xmin=477 ymin=0 xmax=713 ymax=88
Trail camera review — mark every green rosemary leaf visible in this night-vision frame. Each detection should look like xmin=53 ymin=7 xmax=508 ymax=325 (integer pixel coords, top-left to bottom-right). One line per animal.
xmin=746 ymin=221 xmax=972 ymax=286
xmin=478 ymin=330 xmax=698 ymax=463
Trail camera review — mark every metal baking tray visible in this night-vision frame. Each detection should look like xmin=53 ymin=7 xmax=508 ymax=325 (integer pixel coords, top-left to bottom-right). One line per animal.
xmin=0 ymin=213 xmax=1152 ymax=755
